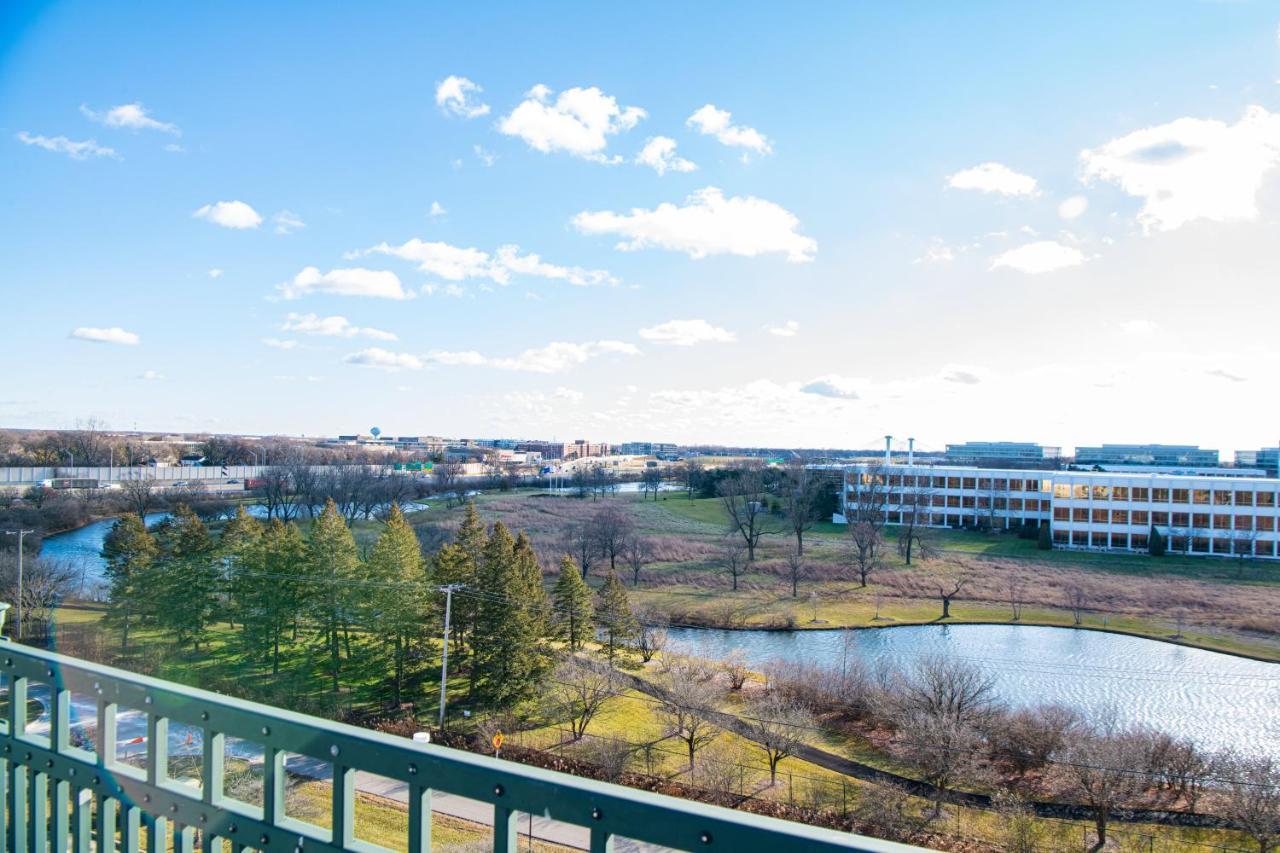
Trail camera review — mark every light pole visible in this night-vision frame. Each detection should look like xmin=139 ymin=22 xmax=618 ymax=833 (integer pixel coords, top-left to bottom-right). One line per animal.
xmin=4 ymin=530 xmax=33 ymax=640
xmin=436 ymin=584 xmax=465 ymax=729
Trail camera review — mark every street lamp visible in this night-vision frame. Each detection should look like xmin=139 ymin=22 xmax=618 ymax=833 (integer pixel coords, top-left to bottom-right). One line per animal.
xmin=3 ymin=530 xmax=33 ymax=640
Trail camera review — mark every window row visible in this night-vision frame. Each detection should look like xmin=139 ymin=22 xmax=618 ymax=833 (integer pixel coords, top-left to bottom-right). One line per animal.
xmin=1049 ymin=507 xmax=1277 ymax=531
xmin=1051 ymin=528 xmax=1276 ymax=556
xmin=1050 ymin=484 xmax=1277 ymax=506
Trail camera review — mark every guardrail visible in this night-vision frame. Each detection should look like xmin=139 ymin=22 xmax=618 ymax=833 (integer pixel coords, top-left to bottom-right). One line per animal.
xmin=0 ymin=641 xmax=917 ymax=853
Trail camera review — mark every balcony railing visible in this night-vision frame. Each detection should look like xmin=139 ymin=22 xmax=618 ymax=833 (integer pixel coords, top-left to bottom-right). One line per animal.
xmin=0 ymin=640 xmax=917 ymax=853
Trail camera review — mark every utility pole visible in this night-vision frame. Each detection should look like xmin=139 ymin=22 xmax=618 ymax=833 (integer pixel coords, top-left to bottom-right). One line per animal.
xmin=436 ymin=584 xmax=465 ymax=730
xmin=4 ymin=530 xmax=33 ymax=640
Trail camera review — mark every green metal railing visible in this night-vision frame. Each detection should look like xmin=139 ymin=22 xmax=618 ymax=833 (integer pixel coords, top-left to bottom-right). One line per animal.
xmin=0 ymin=641 xmax=918 ymax=853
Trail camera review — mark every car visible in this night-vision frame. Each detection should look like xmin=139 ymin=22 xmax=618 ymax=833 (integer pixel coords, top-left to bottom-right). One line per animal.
xmin=226 ymin=479 xmax=240 ymax=484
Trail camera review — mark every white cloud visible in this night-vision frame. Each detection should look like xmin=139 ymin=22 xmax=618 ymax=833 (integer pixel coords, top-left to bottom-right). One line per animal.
xmin=429 ymin=201 xmax=446 ymax=218
xmin=1119 ymin=319 xmax=1158 ymax=336
xmin=799 ymin=375 xmax=862 ymax=400
xmin=686 ymin=104 xmax=771 ymax=155
xmin=207 ymin=268 xmax=224 ymax=279
xmin=425 ymin=340 xmax=640 ymax=374
xmin=71 ymin=326 xmax=139 ymax=345
xmin=553 ymin=386 xmax=584 ymax=402
xmin=573 ymin=186 xmax=816 ymax=262
xmin=636 ymin=136 xmax=696 ymax=175
xmin=282 ymin=313 xmax=396 ymax=341
xmin=1058 ymin=195 xmax=1089 ymax=220
xmin=17 ymin=132 xmax=117 ymax=160
xmin=353 ymin=239 xmax=616 ymax=287
xmin=344 ymin=348 xmax=424 ymax=371
xmin=435 ymin=76 xmax=490 ymax=119
xmin=80 ymin=102 xmax=179 ymax=135
xmin=262 ymin=338 xmax=298 ymax=350
xmin=1080 ymin=105 xmax=1280 ymax=232
xmin=139 ymin=370 xmax=163 ymax=381
xmin=193 ymin=200 xmax=262 ymax=230
xmin=473 ymin=145 xmax=497 ymax=167
xmin=914 ymin=242 xmax=957 ymax=264
xmin=278 ymin=266 xmax=408 ymax=300
xmin=946 ymin=162 xmax=1038 ymax=196
xmin=941 ymin=366 xmax=983 ymax=385
xmin=638 ymin=318 xmax=735 ymax=346
xmin=272 ymin=210 xmax=305 ymax=235
xmin=1206 ymin=368 xmax=1245 ymax=383
xmin=989 ymin=240 xmax=1086 ymax=274
xmin=164 ymin=143 xmax=185 ymax=153
xmin=498 ymin=84 xmax=645 ymax=161
xmin=766 ymin=320 xmax=799 ymax=337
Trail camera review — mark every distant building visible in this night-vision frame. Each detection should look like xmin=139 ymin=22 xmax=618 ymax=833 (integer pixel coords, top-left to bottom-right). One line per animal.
xmin=516 ymin=439 xmax=610 ymax=461
xmin=1074 ymin=444 xmax=1219 ymax=467
xmin=1235 ymin=448 xmax=1280 ymax=475
xmin=944 ymin=442 xmax=1060 ymax=467
xmin=178 ymin=454 xmax=205 ymax=467
xmin=618 ymin=441 xmax=679 ymax=456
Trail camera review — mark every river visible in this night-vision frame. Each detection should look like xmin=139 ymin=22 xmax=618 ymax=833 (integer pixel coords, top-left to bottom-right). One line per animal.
xmin=665 ymin=624 xmax=1280 ymax=755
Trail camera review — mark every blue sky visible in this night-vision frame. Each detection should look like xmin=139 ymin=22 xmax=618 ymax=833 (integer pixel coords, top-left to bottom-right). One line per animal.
xmin=3 ymin=1 xmax=1280 ymax=453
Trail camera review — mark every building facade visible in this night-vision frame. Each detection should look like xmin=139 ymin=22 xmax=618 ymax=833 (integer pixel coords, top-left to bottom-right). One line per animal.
xmin=837 ymin=463 xmax=1280 ymax=560
xmin=1074 ymin=444 xmax=1219 ymax=467
xmin=944 ymin=441 xmax=1061 ymax=466
xmin=1234 ymin=448 xmax=1280 ymax=475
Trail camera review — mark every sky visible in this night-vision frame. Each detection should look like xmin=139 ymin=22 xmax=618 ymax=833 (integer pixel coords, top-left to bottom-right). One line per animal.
xmin=3 ymin=1 xmax=1280 ymax=455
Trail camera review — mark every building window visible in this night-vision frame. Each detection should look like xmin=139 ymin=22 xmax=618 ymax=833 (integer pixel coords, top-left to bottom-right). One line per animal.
xmin=934 ymin=477 xmax=947 ymax=489
xmin=1025 ymin=499 xmax=1040 ymax=511
xmin=1258 ymin=492 xmax=1276 ymax=508
xmin=947 ymin=496 xmax=960 ymax=508
xmin=1173 ymin=489 xmax=1190 ymax=504
xmin=1213 ymin=491 xmax=1232 ymax=506
xmin=1213 ymin=538 xmax=1231 ymax=554
xmin=1235 ymin=516 xmax=1253 ymax=531
xmin=1258 ymin=516 xmax=1275 ymax=532
xmin=932 ymin=495 xmax=945 ymax=507
xmin=1213 ymin=515 xmax=1231 ymax=530
xmin=1072 ymin=531 xmax=1088 ymax=546
xmin=1152 ymin=488 xmax=1170 ymax=502
xmin=1008 ymin=480 xmax=1024 ymax=491
xmin=1009 ymin=498 xmax=1022 ymax=511
xmin=1054 ymin=507 xmax=1070 ymax=521
xmin=1171 ymin=535 xmax=1187 ymax=551
xmin=1110 ymin=533 xmax=1128 ymax=549
xmin=962 ymin=477 xmax=976 ymax=490
xmin=1113 ymin=486 xmax=1129 ymax=501
xmin=1172 ymin=512 xmax=1190 ymax=528
xmin=1054 ymin=484 xmax=1070 ymax=499
xmin=1131 ymin=534 xmax=1148 ymax=550
xmin=1256 ymin=540 xmax=1275 ymax=558
xmin=962 ymin=496 xmax=975 ymax=508
xmin=1054 ymin=529 xmax=1070 ymax=544
xmin=1092 ymin=508 xmax=1108 ymax=524
xmin=1132 ymin=487 xmax=1149 ymax=501
xmin=1132 ymin=510 xmax=1149 ymax=526
xmin=931 ymin=513 xmax=945 ymax=526
xmin=978 ymin=478 xmax=992 ymax=490
xmin=1151 ymin=511 xmax=1168 ymax=527
xmin=947 ymin=477 xmax=961 ymax=489
xmin=1192 ymin=536 xmax=1210 ymax=553
xmin=1093 ymin=486 xmax=1110 ymax=500
xmin=1236 ymin=491 xmax=1254 ymax=506
xmin=888 ymin=512 xmax=901 ymax=523
xmin=1193 ymin=489 xmax=1210 ymax=505
xmin=1073 ymin=485 xmax=1088 ymax=500
xmin=994 ymin=479 xmax=1008 ymax=490
xmin=1112 ymin=509 xmax=1129 ymax=525
xmin=1072 ymin=508 xmax=1088 ymax=522
xmin=1193 ymin=513 xmax=1210 ymax=529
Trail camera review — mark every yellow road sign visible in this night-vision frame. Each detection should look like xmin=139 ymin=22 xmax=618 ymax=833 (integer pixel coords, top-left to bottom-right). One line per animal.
xmin=491 ymin=732 xmax=504 ymax=751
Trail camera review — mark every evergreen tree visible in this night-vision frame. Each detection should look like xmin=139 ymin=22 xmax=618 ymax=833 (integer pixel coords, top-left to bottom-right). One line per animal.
xmin=221 ymin=506 xmax=264 ymax=631
xmin=308 ymin=499 xmax=362 ymax=693
xmin=101 ymin=514 xmax=158 ymax=651
xmin=367 ymin=504 xmax=430 ymax=705
xmin=435 ymin=501 xmax=486 ymax=683
xmin=1148 ymin=525 xmax=1166 ymax=557
xmin=595 ymin=572 xmax=638 ymax=664
xmin=235 ymin=518 xmax=307 ymax=674
xmin=472 ymin=523 xmax=547 ymax=707
xmin=153 ymin=504 xmax=219 ymax=649
xmin=552 ymin=555 xmax=594 ymax=650
xmin=1037 ymin=523 xmax=1053 ymax=551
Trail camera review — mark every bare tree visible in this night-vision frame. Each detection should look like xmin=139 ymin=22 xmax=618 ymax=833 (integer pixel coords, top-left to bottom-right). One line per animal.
xmin=744 ymin=693 xmax=815 ymax=785
xmin=717 ymin=463 xmax=774 ymax=561
xmin=985 ymin=704 xmax=1080 ymax=776
xmin=785 ymin=547 xmax=804 ymax=598
xmin=623 ymin=535 xmax=651 ymax=587
xmin=640 ymin=465 xmax=663 ymax=501
xmin=681 ymin=458 xmax=703 ymax=500
xmin=890 ymin=656 xmax=998 ymax=729
xmin=897 ymin=485 xmax=936 ymax=565
xmin=119 ymin=475 xmax=155 ymax=518
xmin=1058 ymin=725 xmax=1149 ymax=852
xmin=721 ymin=648 xmax=750 ymax=691
xmin=847 ymin=521 xmax=884 ymax=588
xmin=657 ymin=661 xmax=720 ymax=770
xmin=546 ymin=660 xmax=614 ymax=741
xmin=591 ymin=503 xmax=633 ymax=572
xmin=846 ymin=465 xmax=887 ymax=585
xmin=719 ymin=537 xmax=748 ymax=591
xmin=0 ymin=554 xmax=78 ymax=638
xmin=781 ymin=460 xmax=817 ymax=556
xmin=1008 ymin=578 xmax=1025 ymax=621
xmin=1064 ymin=584 xmax=1087 ymax=625
xmin=1216 ymin=752 xmax=1280 ymax=853
xmin=433 ymin=461 xmax=464 ymax=506
xmin=634 ymin=619 xmax=668 ymax=664
xmin=894 ymin=708 xmax=986 ymax=818
xmin=563 ymin=519 xmax=601 ymax=580
xmin=935 ymin=575 xmax=967 ymax=620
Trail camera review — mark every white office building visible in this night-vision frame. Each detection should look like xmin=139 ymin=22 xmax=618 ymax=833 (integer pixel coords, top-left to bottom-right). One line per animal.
xmin=836 ymin=463 xmax=1280 ymax=560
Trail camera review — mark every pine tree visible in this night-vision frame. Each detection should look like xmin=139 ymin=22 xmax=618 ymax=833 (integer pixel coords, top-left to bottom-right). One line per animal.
xmin=595 ymin=572 xmax=638 ymax=664
xmin=153 ymin=504 xmax=219 ymax=649
xmin=1037 ymin=523 xmax=1053 ymax=551
xmin=308 ymin=499 xmax=362 ymax=693
xmin=1148 ymin=525 xmax=1166 ymax=557
xmin=367 ymin=504 xmax=430 ymax=705
xmin=552 ymin=555 xmax=594 ymax=650
xmin=101 ymin=514 xmax=158 ymax=652
xmin=235 ymin=518 xmax=307 ymax=674
xmin=435 ymin=501 xmax=486 ymax=683
xmin=471 ymin=523 xmax=547 ymax=707
xmin=221 ymin=506 xmax=263 ymax=631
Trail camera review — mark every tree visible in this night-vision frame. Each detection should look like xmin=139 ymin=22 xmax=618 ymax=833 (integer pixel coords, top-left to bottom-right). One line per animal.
xmin=547 ymin=660 xmax=614 ymax=741
xmin=781 ymin=460 xmax=817 ymax=556
xmin=634 ymin=617 xmax=667 ymax=664
xmin=1059 ymin=726 xmax=1148 ymax=851
xmin=100 ymin=514 xmax=158 ymax=651
xmin=245 ymin=518 xmax=308 ymax=674
xmin=935 ymin=576 xmax=967 ymax=620
xmin=658 ymin=660 xmax=719 ymax=770
xmin=847 ymin=521 xmax=883 ymax=588
xmin=745 ymin=693 xmax=814 ymax=785
xmin=1038 ymin=523 xmax=1053 ymax=550
xmin=551 ymin=555 xmax=594 ymax=651
xmin=897 ymin=486 xmax=936 ymax=565
xmin=433 ymin=461 xmax=465 ymax=506
xmin=681 ymin=458 xmax=704 ymax=500
xmin=1007 ymin=578 xmax=1025 ymax=621
xmin=434 ymin=502 xmax=485 ymax=671
xmin=563 ymin=518 xmax=600 ymax=580
xmin=307 ymin=499 xmax=363 ymax=693
xmin=152 ymin=504 xmax=219 ymax=650
xmin=1148 ymin=525 xmax=1166 ymax=557
xmin=471 ymin=525 xmax=549 ymax=707
xmin=367 ymin=504 xmax=429 ymax=706
xmin=1216 ymin=753 xmax=1280 ymax=853
xmin=595 ymin=572 xmax=637 ymax=663
xmin=221 ymin=506 xmax=264 ymax=631
xmin=623 ymin=535 xmax=651 ymax=587
xmin=591 ymin=503 xmax=633 ymax=572
xmin=721 ymin=649 xmax=750 ymax=690
xmin=785 ymin=547 xmax=804 ymax=598
xmin=717 ymin=463 xmax=773 ymax=560
xmin=719 ymin=538 xmax=748 ymax=592
xmin=1063 ymin=584 xmax=1087 ymax=625
xmin=119 ymin=476 xmax=155 ymax=519
xmin=845 ymin=464 xmax=887 ymax=583
xmin=640 ymin=466 xmax=663 ymax=501
xmin=896 ymin=708 xmax=985 ymax=817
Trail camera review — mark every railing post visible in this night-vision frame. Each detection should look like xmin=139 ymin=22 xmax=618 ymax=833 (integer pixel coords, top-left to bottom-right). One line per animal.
xmin=145 ymin=714 xmax=168 ymax=787
xmin=491 ymin=805 xmax=517 ymax=853
xmin=408 ymin=784 xmax=431 ymax=853
xmin=263 ymin=747 xmax=283 ymax=825
xmin=590 ymin=826 xmax=615 ymax=853
xmin=331 ymin=765 xmax=353 ymax=848
xmin=7 ymin=761 xmax=26 ymax=853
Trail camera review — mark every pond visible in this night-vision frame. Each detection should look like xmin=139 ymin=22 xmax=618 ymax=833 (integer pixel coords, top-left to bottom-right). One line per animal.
xmin=39 ymin=501 xmax=430 ymax=593
xmin=664 ymin=624 xmax=1280 ymax=755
